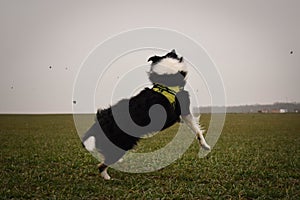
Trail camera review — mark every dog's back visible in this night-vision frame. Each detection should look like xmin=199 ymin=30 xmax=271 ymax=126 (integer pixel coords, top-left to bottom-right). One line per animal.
xmin=82 ymin=87 xmax=186 ymax=165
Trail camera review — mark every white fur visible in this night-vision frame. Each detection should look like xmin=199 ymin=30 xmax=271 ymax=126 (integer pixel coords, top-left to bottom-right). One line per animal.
xmin=83 ymin=136 xmax=95 ymax=151
xmin=100 ymin=168 xmax=111 ymax=180
xmin=152 ymin=58 xmax=187 ymax=75
xmin=182 ymin=114 xmax=211 ymax=150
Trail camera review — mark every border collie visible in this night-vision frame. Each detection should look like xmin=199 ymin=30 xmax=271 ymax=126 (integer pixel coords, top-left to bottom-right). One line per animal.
xmin=82 ymin=50 xmax=210 ymax=180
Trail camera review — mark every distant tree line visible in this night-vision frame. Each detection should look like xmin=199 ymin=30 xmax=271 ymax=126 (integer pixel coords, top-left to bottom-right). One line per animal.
xmin=197 ymin=102 xmax=300 ymax=113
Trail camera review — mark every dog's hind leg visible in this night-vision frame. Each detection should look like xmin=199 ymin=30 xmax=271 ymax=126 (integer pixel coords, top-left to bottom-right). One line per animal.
xmin=98 ymin=150 xmax=126 ymax=180
xmin=98 ymin=163 xmax=111 ymax=180
xmin=182 ymin=114 xmax=211 ymax=150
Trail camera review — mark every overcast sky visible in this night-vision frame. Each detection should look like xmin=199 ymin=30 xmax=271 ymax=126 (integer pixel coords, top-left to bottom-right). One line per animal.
xmin=0 ymin=0 xmax=299 ymax=113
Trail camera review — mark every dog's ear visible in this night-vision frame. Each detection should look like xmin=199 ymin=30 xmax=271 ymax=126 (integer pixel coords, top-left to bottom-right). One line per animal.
xmin=147 ymin=55 xmax=161 ymax=64
xmin=166 ymin=49 xmax=179 ymax=59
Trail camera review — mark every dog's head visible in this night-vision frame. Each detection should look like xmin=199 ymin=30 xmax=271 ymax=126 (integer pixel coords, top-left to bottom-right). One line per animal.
xmin=148 ymin=49 xmax=187 ymax=87
xmin=148 ymin=49 xmax=187 ymax=77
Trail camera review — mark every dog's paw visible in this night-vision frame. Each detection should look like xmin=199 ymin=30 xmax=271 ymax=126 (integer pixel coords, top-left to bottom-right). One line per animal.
xmin=197 ymin=136 xmax=211 ymax=151
xmin=98 ymin=163 xmax=111 ymax=180
xmin=200 ymin=141 xmax=211 ymax=151
xmin=100 ymin=171 xmax=111 ymax=180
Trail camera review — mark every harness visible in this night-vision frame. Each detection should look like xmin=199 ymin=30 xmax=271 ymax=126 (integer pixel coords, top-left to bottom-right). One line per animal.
xmin=152 ymin=83 xmax=181 ymax=108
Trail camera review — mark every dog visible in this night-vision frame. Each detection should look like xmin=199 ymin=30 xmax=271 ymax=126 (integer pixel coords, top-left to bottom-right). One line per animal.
xmin=81 ymin=49 xmax=210 ymax=180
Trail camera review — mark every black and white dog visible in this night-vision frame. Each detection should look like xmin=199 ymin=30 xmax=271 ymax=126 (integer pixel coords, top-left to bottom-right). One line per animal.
xmin=82 ymin=50 xmax=210 ymax=180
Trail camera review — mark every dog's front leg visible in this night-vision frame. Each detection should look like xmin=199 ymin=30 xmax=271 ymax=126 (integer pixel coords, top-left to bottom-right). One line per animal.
xmin=182 ymin=114 xmax=211 ymax=150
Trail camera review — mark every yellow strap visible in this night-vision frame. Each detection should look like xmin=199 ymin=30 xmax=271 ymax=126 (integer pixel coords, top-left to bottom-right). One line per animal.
xmin=152 ymin=85 xmax=180 ymax=107
xmin=168 ymin=86 xmax=180 ymax=93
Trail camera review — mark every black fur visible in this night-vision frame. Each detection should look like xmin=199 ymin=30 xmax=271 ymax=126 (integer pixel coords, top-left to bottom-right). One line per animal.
xmin=147 ymin=55 xmax=161 ymax=64
xmin=82 ymin=50 xmax=191 ymax=167
xmin=82 ymin=88 xmax=190 ymax=165
xmin=148 ymin=49 xmax=183 ymax=65
xmin=98 ymin=163 xmax=108 ymax=173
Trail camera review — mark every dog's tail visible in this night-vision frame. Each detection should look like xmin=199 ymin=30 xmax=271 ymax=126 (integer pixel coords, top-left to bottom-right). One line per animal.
xmin=82 ymin=136 xmax=95 ymax=151
xmin=81 ymin=123 xmax=99 ymax=151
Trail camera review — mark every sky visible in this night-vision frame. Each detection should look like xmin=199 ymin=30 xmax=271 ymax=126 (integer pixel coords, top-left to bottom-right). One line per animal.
xmin=0 ymin=0 xmax=299 ymax=113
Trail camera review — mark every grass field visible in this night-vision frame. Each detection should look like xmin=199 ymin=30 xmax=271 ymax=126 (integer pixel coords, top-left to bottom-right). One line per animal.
xmin=0 ymin=114 xmax=299 ymax=199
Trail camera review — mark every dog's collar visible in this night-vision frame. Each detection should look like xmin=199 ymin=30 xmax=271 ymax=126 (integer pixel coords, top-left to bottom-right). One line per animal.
xmin=152 ymin=84 xmax=181 ymax=108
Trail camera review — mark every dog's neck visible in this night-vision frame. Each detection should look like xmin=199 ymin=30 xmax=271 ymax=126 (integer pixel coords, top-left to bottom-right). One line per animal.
xmin=153 ymin=83 xmax=181 ymax=94
xmin=152 ymin=83 xmax=182 ymax=108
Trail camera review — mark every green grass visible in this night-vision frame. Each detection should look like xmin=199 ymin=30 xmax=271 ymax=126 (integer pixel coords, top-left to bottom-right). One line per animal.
xmin=0 ymin=114 xmax=299 ymax=199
